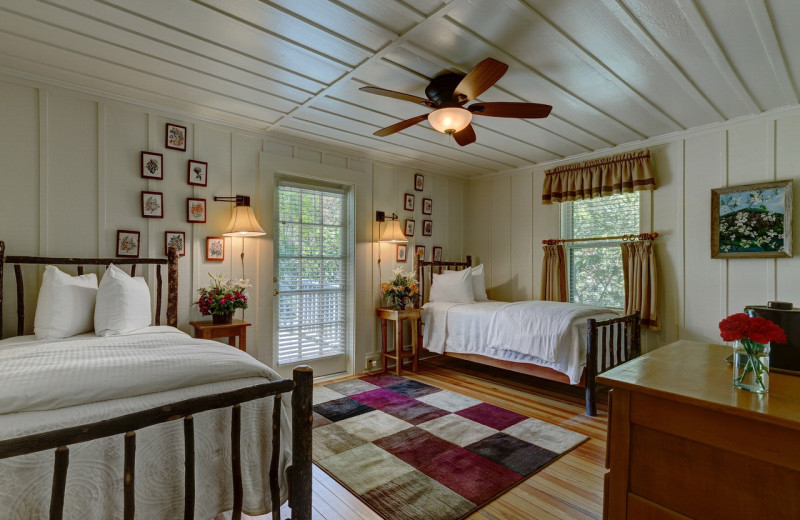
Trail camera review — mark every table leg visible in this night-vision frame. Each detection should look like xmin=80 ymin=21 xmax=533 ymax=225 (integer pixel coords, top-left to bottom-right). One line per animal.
xmin=411 ymin=317 xmax=418 ymax=372
xmin=239 ymin=328 xmax=246 ymax=352
xmin=380 ymin=318 xmax=388 ymax=374
xmin=395 ymin=318 xmax=403 ymax=376
xmin=229 ymin=336 xmax=237 ymax=347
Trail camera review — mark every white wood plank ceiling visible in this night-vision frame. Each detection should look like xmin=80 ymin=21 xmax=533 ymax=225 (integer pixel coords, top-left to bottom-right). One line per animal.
xmin=1 ymin=0 xmax=798 ymax=177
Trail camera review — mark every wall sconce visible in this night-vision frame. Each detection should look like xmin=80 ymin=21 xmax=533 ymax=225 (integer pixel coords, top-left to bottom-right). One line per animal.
xmin=376 ymin=211 xmax=408 ymax=243
xmin=213 ymin=195 xmax=266 ymax=237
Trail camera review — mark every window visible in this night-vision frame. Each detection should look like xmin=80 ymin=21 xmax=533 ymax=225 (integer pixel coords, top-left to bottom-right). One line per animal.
xmin=561 ymin=193 xmax=639 ymax=308
xmin=276 ymin=181 xmax=348 ymax=365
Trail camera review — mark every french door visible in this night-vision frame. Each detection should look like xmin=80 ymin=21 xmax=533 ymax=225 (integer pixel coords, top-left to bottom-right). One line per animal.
xmin=273 ymin=179 xmax=350 ymax=378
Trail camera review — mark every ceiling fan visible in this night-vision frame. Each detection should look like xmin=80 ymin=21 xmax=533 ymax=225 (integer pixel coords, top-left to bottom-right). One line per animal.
xmin=360 ymin=58 xmax=552 ymax=146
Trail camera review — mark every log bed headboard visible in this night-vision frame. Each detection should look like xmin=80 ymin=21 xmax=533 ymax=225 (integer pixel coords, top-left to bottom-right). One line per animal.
xmin=414 ymin=254 xmax=472 ymax=306
xmin=0 ymin=240 xmax=179 ymax=337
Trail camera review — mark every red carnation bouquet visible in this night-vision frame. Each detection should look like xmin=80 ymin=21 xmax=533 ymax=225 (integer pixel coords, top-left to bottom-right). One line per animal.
xmin=719 ymin=313 xmax=786 ymax=392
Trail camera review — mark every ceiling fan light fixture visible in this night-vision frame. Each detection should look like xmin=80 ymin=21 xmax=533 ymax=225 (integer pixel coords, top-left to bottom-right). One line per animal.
xmin=428 ymin=107 xmax=472 ymax=134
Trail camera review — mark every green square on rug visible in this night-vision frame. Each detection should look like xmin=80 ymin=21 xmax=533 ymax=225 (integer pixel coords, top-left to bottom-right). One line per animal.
xmin=312 ymin=373 xmax=588 ymax=520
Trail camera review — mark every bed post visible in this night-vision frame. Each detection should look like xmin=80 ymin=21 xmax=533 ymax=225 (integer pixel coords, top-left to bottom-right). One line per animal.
xmin=585 ymin=318 xmax=598 ymax=416
xmin=0 ymin=240 xmax=4 ymax=338
xmin=291 ymin=365 xmax=313 ymax=520
xmin=166 ymin=246 xmax=178 ymax=327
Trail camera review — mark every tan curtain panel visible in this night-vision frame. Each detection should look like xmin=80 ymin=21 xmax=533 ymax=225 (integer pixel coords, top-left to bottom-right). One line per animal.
xmin=540 ymin=244 xmax=567 ymax=302
xmin=542 ymin=150 xmax=655 ymax=204
xmin=621 ymin=241 xmax=659 ymax=330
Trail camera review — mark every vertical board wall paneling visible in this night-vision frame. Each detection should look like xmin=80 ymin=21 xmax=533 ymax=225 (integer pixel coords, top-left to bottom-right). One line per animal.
xmin=775 ymin=114 xmax=800 ymax=304
xmin=510 ymin=172 xmax=533 ymax=301
xmin=469 ymin=179 xmax=493 ymax=287
xmin=491 ymin=176 xmax=512 ymax=302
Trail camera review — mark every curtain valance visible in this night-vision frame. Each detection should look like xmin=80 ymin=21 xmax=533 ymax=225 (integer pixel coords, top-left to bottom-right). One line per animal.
xmin=542 ymin=150 xmax=655 ymax=204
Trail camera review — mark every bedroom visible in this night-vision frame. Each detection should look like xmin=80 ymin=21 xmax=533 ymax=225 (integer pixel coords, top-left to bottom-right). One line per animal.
xmin=1 ymin=1 xmax=799 ymax=519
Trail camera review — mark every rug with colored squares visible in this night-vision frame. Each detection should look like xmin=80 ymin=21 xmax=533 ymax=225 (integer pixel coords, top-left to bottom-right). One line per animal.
xmin=312 ymin=373 xmax=588 ymax=520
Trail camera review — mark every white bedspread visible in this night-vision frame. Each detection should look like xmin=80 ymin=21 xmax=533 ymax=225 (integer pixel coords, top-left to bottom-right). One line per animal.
xmin=422 ymin=300 xmax=618 ymax=384
xmin=0 ymin=327 xmax=292 ymax=520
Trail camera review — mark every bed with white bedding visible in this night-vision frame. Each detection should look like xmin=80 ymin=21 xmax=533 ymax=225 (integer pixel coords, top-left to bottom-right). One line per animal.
xmin=0 ymin=242 xmax=312 ymax=520
xmin=415 ymin=255 xmax=642 ymax=416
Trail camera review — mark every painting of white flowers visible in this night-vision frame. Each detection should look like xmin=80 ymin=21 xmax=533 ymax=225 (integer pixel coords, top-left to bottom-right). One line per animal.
xmin=711 ymin=180 xmax=792 ymax=258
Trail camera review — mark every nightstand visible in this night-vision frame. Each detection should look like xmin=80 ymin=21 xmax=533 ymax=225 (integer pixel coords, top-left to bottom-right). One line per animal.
xmin=376 ymin=307 xmax=420 ymax=375
xmin=190 ymin=319 xmax=251 ymax=352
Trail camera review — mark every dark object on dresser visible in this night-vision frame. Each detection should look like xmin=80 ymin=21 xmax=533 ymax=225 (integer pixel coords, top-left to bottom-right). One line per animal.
xmin=745 ymin=302 xmax=800 ymax=375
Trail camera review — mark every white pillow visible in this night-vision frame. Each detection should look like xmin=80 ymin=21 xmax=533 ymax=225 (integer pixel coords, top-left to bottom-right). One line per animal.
xmin=34 ymin=266 xmax=98 ymax=339
xmin=94 ymin=264 xmax=152 ymax=336
xmin=471 ymin=264 xmax=489 ymax=301
xmin=429 ymin=267 xmax=475 ymax=303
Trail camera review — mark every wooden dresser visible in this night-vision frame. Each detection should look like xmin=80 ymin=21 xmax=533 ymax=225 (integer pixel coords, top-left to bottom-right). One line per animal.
xmin=597 ymin=340 xmax=800 ymax=520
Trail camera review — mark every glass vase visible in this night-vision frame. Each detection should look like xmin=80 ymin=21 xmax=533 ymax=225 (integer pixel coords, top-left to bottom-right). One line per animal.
xmin=213 ymin=313 xmax=233 ymax=325
xmin=732 ymin=339 xmax=770 ymax=393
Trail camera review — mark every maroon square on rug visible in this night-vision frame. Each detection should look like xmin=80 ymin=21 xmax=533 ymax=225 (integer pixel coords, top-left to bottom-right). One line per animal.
xmin=313 ymin=375 xmax=588 ymax=520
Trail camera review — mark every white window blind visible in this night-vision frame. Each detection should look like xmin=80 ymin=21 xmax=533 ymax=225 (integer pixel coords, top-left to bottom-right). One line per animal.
xmin=561 ymin=193 xmax=639 ymax=308
xmin=276 ymin=182 xmax=347 ymax=365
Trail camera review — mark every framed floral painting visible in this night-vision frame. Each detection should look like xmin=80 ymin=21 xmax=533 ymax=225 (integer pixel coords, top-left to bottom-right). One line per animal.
xmin=422 ymin=198 xmax=432 ymax=215
xmin=414 ymin=173 xmax=424 ymax=191
xmin=187 ymin=198 xmax=207 ymax=223
xmin=396 ymin=244 xmax=407 ymax=262
xmin=188 ymin=160 xmax=208 ymax=186
xmin=166 ymin=123 xmax=187 ymax=151
xmin=404 ymin=193 xmax=415 ymax=211
xmin=404 ymin=219 xmax=415 ymax=237
xmin=116 ymin=230 xmax=140 ymax=258
xmin=206 ymin=237 xmax=225 ymax=261
xmin=165 ymin=231 xmax=186 ymax=256
xmin=141 ymin=151 xmax=163 ymax=180
xmin=711 ymin=180 xmax=792 ymax=258
xmin=141 ymin=191 xmax=163 ymax=218
xmin=422 ymin=219 xmax=432 ymax=236
xmin=415 ymin=245 xmax=425 ymax=260
xmin=433 ymin=246 xmax=442 ymax=262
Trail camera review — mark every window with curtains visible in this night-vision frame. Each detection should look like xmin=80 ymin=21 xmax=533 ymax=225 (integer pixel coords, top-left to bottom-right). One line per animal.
xmin=561 ymin=193 xmax=639 ymax=308
xmin=276 ymin=182 xmax=349 ymax=365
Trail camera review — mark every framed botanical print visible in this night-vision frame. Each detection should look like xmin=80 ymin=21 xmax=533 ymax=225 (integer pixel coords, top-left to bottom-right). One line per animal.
xmin=141 ymin=151 xmax=163 ymax=180
xmin=165 ymin=231 xmax=186 ymax=256
xmin=404 ymin=219 xmax=415 ymax=237
xmin=187 ymin=198 xmax=207 ymax=223
xmin=414 ymin=173 xmax=424 ymax=191
xmin=188 ymin=160 xmax=208 ymax=186
xmin=711 ymin=180 xmax=792 ymax=258
xmin=166 ymin=123 xmax=187 ymax=151
xmin=415 ymin=245 xmax=425 ymax=260
xmin=404 ymin=193 xmax=415 ymax=211
xmin=141 ymin=191 xmax=163 ymax=218
xmin=206 ymin=237 xmax=225 ymax=261
xmin=422 ymin=219 xmax=432 ymax=236
xmin=396 ymin=244 xmax=407 ymax=262
xmin=422 ymin=198 xmax=432 ymax=215
xmin=433 ymin=246 xmax=442 ymax=262
xmin=116 ymin=230 xmax=140 ymax=258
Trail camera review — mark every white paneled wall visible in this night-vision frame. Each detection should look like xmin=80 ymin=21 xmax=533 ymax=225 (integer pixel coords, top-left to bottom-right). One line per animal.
xmin=0 ymin=76 xmax=467 ymax=375
xmin=467 ymin=108 xmax=800 ymax=351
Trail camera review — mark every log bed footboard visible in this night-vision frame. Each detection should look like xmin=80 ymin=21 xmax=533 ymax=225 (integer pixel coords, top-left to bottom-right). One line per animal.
xmin=0 ymin=366 xmax=313 ymax=520
xmin=585 ymin=312 xmax=641 ymax=416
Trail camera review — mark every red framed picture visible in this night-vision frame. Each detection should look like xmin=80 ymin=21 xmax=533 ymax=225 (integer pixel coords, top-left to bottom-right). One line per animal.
xmin=141 ymin=191 xmax=164 ymax=218
xmin=141 ymin=151 xmax=163 ymax=180
xmin=116 ymin=230 xmax=140 ymax=258
xmin=188 ymin=160 xmax=208 ymax=186
xmin=404 ymin=193 xmax=415 ymax=211
xmin=433 ymin=246 xmax=442 ymax=262
xmin=206 ymin=237 xmax=225 ymax=261
xmin=415 ymin=245 xmax=425 ymax=260
xmin=422 ymin=219 xmax=432 ymax=236
xmin=187 ymin=198 xmax=206 ymax=223
xmin=396 ymin=244 xmax=407 ymax=262
xmin=414 ymin=173 xmax=424 ymax=192
xmin=165 ymin=231 xmax=186 ymax=257
xmin=422 ymin=198 xmax=432 ymax=215
xmin=166 ymin=123 xmax=187 ymax=151
xmin=404 ymin=219 xmax=415 ymax=237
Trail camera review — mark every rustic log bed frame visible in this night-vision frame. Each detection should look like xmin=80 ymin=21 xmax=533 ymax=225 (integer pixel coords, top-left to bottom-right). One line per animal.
xmin=414 ymin=255 xmax=641 ymax=416
xmin=0 ymin=241 xmax=312 ymax=520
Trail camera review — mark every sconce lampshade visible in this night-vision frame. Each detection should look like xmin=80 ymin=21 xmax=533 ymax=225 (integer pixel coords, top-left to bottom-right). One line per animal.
xmin=428 ymin=107 xmax=473 ymax=134
xmin=379 ymin=219 xmax=408 ymax=243
xmin=222 ymin=205 xmax=266 ymax=236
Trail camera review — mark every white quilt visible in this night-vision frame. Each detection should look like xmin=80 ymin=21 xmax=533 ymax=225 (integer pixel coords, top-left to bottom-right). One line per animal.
xmin=0 ymin=327 xmax=293 ymax=520
xmin=422 ymin=300 xmax=618 ymax=384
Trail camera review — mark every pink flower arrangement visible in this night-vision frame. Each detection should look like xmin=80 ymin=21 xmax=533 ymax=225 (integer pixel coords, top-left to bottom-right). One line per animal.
xmin=196 ymin=273 xmax=250 ymax=316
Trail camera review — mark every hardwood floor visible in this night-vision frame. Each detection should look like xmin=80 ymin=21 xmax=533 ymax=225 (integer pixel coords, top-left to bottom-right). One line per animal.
xmin=303 ymin=356 xmax=609 ymax=520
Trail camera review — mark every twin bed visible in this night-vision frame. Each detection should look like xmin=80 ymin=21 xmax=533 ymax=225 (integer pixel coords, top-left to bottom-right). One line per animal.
xmin=415 ymin=256 xmax=641 ymax=415
xmin=0 ymin=242 xmax=312 ymax=520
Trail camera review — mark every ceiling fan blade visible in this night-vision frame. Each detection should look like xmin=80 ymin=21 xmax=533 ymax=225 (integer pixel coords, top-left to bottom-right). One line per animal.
xmin=452 ymin=58 xmax=508 ymax=102
xmin=468 ymin=102 xmax=552 ymax=118
xmin=374 ymin=114 xmax=429 ymax=137
xmin=453 ymin=124 xmax=476 ymax=146
xmin=359 ymin=86 xmax=435 ymax=107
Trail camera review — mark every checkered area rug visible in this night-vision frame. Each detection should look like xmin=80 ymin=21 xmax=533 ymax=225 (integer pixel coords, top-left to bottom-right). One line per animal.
xmin=312 ymin=374 xmax=588 ymax=520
